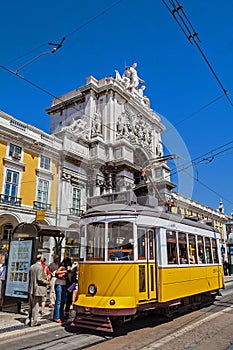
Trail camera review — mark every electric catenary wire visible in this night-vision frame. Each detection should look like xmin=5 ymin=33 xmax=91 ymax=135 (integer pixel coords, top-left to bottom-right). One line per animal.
xmin=162 ymin=0 xmax=233 ymax=107
xmin=4 ymin=0 xmax=124 ymax=68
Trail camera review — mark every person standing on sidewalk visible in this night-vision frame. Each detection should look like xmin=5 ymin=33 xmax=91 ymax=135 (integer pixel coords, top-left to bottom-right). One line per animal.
xmin=53 ymin=257 xmax=72 ymax=323
xmin=0 ymin=259 xmax=7 ymax=311
xmin=48 ymin=255 xmax=60 ymax=309
xmin=40 ymin=256 xmax=51 ymax=316
xmin=26 ymin=254 xmax=50 ymax=327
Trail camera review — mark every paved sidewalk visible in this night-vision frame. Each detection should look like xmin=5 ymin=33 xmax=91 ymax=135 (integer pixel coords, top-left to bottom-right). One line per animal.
xmin=0 ymin=302 xmax=61 ymax=341
xmin=1 ymin=276 xmax=233 ymax=341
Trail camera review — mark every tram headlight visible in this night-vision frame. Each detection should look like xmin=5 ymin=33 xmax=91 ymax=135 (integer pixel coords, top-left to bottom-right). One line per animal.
xmin=88 ymin=284 xmax=97 ymax=296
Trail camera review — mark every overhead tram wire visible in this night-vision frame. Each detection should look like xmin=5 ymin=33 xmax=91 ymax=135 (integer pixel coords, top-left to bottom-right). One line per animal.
xmin=183 ymin=168 xmax=233 ymax=207
xmin=0 ymin=0 xmax=126 ymax=135
xmin=1 ymin=58 xmax=232 ymax=171
xmin=14 ymin=37 xmax=66 ymax=74
xmin=166 ymin=140 xmax=233 ymax=180
xmin=162 ymin=0 xmax=233 ymax=107
xmin=2 ymin=57 xmax=230 ymax=166
xmin=4 ymin=0 xmax=125 ymax=67
xmin=171 ymin=94 xmax=225 ymax=128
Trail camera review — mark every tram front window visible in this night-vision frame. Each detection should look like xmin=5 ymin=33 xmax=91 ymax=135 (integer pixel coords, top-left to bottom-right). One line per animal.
xmin=108 ymin=221 xmax=134 ymax=261
xmin=86 ymin=222 xmax=105 ymax=261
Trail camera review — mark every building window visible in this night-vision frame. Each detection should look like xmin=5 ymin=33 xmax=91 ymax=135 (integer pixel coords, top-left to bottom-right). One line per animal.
xmin=3 ymin=223 xmax=13 ymax=241
xmin=4 ymin=170 xmax=19 ymax=202
xmin=72 ymin=187 xmax=81 ymax=210
xmin=40 ymin=155 xmax=51 ymax=170
xmin=9 ymin=144 xmax=22 ymax=160
xmin=37 ymin=179 xmax=49 ymax=205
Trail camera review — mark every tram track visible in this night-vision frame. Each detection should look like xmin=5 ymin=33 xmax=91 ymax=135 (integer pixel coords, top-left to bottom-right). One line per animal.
xmin=2 ymin=290 xmax=233 ymax=350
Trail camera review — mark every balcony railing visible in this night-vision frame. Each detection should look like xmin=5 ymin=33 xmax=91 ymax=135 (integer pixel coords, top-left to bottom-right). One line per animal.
xmin=33 ymin=201 xmax=51 ymax=211
xmin=69 ymin=208 xmax=84 ymax=217
xmin=0 ymin=194 xmax=22 ymax=206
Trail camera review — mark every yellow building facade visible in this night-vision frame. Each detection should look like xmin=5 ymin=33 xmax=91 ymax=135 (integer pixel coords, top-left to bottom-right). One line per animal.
xmin=0 ymin=111 xmax=61 ymax=257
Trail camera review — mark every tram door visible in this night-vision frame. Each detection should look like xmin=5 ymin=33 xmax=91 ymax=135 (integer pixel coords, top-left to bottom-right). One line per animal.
xmin=138 ymin=228 xmax=157 ymax=301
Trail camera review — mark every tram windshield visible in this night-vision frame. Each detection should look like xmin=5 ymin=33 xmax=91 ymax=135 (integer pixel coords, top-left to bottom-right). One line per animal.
xmin=86 ymin=222 xmax=105 ymax=261
xmin=108 ymin=221 xmax=134 ymax=261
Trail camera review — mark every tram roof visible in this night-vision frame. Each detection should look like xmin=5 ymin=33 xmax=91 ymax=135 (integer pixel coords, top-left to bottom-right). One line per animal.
xmin=83 ymin=203 xmax=217 ymax=233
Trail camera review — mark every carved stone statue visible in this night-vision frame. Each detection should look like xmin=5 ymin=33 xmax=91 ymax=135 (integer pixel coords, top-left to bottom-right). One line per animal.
xmin=138 ymin=85 xmax=146 ymax=97
xmin=91 ymin=112 xmax=102 ymax=137
xmin=128 ymin=63 xmax=144 ymax=89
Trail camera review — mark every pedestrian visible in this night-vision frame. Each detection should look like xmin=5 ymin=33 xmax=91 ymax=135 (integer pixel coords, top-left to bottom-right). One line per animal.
xmin=48 ymin=255 xmax=60 ymax=309
xmin=224 ymin=260 xmax=231 ymax=276
xmin=26 ymin=254 xmax=50 ymax=327
xmin=72 ymin=262 xmax=79 ymax=304
xmin=53 ymin=257 xmax=72 ymax=323
xmin=40 ymin=256 xmax=50 ymax=316
xmin=65 ymin=261 xmax=79 ymax=317
xmin=0 ymin=258 xmax=7 ymax=311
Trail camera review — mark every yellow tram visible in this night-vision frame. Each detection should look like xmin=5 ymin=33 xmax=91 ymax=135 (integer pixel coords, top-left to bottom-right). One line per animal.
xmin=73 ymin=201 xmax=224 ymax=332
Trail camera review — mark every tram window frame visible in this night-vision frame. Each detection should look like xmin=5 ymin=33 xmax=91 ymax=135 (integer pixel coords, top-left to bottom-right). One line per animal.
xmin=148 ymin=229 xmax=155 ymax=260
xmin=205 ymin=237 xmax=213 ymax=264
xmin=188 ymin=234 xmax=197 ymax=264
xmin=137 ymin=228 xmax=146 ymax=260
xmin=178 ymin=232 xmax=188 ymax=264
xmin=197 ymin=236 xmax=206 ymax=264
xmin=79 ymin=225 xmax=86 ymax=261
xmin=139 ymin=265 xmax=146 ymax=292
xmin=212 ymin=238 xmax=219 ymax=263
xmin=108 ymin=221 xmax=134 ymax=261
xmin=166 ymin=231 xmax=178 ymax=264
xmin=86 ymin=222 xmax=105 ymax=261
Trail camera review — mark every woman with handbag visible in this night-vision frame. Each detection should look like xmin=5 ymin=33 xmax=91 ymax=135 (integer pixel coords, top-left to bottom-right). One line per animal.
xmin=53 ymin=257 xmax=72 ymax=323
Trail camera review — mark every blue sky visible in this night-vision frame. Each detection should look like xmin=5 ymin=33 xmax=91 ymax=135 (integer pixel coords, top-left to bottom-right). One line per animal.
xmin=1 ymin=0 xmax=233 ymax=214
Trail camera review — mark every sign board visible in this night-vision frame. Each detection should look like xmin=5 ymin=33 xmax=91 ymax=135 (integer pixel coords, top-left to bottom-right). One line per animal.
xmin=5 ymin=240 xmax=33 ymax=299
xmin=36 ymin=210 xmax=46 ymax=221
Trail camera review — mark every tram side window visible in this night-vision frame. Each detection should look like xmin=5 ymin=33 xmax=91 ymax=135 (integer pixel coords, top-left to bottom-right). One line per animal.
xmin=86 ymin=223 xmax=105 ymax=261
xmin=148 ymin=229 xmax=155 ymax=260
xmin=205 ymin=237 xmax=213 ymax=263
xmin=197 ymin=236 xmax=206 ymax=264
xmin=166 ymin=231 xmax=178 ymax=264
xmin=108 ymin=221 xmax=134 ymax=261
xmin=138 ymin=229 xmax=146 ymax=260
xmin=212 ymin=238 xmax=219 ymax=263
xmin=178 ymin=232 xmax=188 ymax=264
xmin=188 ymin=234 xmax=197 ymax=264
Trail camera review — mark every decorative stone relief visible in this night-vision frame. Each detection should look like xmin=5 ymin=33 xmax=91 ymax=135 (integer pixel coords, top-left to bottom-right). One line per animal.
xmin=63 ymin=118 xmax=88 ymax=138
xmin=62 ymin=172 xmax=72 ymax=182
xmin=116 ymin=108 xmax=153 ymax=152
